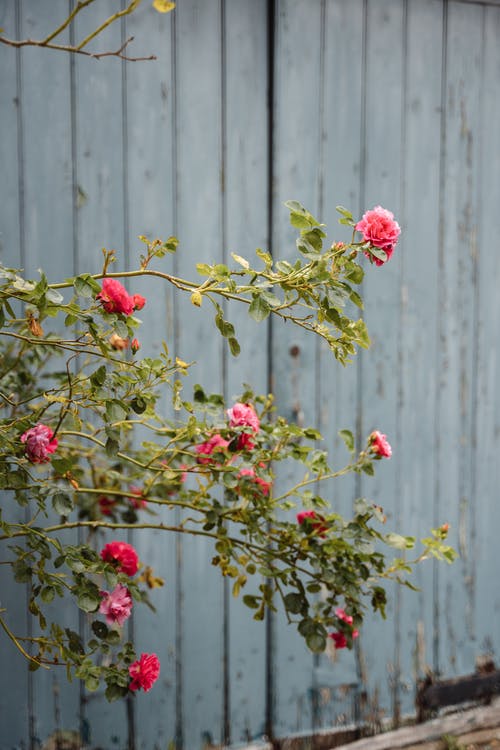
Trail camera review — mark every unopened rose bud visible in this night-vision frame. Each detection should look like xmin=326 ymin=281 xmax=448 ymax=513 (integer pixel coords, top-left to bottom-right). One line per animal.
xmin=131 ymin=338 xmax=140 ymax=354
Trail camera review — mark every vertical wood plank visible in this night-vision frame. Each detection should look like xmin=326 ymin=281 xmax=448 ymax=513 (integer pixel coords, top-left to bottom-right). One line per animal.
xmin=436 ymin=0 xmax=483 ymax=680
xmin=271 ymin=0 xmax=323 ymax=738
xmin=397 ymin=0 xmax=444 ymax=721
xmin=356 ymin=0 xmax=405 ymax=725
xmin=474 ymin=2 xmax=500 ymax=673
xmin=122 ymin=6 xmax=178 ymax=749
xmin=0 ymin=12 xmax=29 ymax=750
xmin=224 ymin=0 xmax=269 ymax=743
xmin=72 ymin=3 xmax=129 ymax=747
xmin=313 ymin=0 xmax=365 ymax=729
xmin=14 ymin=2 xmax=82 ymax=747
xmin=174 ymin=1 xmax=225 ymax=746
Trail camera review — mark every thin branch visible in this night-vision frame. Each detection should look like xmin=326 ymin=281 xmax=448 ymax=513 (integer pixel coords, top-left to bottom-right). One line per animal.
xmin=0 ymin=34 xmax=156 ymax=62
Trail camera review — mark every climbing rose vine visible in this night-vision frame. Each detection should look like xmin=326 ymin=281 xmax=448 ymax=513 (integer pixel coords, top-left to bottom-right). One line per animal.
xmin=0 ymin=202 xmax=455 ymax=700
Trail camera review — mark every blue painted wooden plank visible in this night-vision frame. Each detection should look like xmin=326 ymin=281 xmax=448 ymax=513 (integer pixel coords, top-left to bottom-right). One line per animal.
xmin=271 ymin=0 xmax=324 ymax=738
xmin=314 ymin=0 xmax=366 ymax=730
xmin=11 ymin=2 xmax=83 ymax=746
xmin=223 ymin=0 xmax=270 ymax=744
xmin=474 ymin=2 xmax=500 ymax=671
xmin=174 ymin=1 xmax=225 ymax=746
xmin=123 ymin=6 xmax=178 ymax=750
xmin=396 ymin=0 xmax=444 ymax=722
xmin=436 ymin=0 xmax=483 ymax=680
xmin=355 ymin=0 xmax=405 ymax=727
xmin=0 ymin=5 xmax=34 ymax=746
xmin=71 ymin=3 xmax=129 ymax=747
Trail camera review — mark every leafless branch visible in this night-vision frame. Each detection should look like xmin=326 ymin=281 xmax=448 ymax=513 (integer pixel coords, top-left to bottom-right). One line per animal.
xmin=0 ymin=0 xmax=160 ymax=62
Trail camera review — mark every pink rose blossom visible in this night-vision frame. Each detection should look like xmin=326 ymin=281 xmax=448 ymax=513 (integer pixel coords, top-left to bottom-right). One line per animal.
xmin=20 ymin=424 xmax=58 ymax=463
xmin=99 ymin=584 xmax=133 ymax=627
xmin=329 ymin=608 xmax=359 ymax=649
xmin=195 ymin=434 xmax=230 ymax=465
xmin=96 ymin=278 xmax=135 ymax=316
xmin=237 ymin=468 xmax=271 ymax=496
xmin=370 ymin=431 xmax=392 ymax=458
xmin=129 ymin=652 xmax=160 ymax=692
xmin=329 ymin=631 xmax=348 ymax=649
xmin=132 ymin=293 xmax=146 ymax=311
xmin=227 ymin=402 xmax=260 ymax=450
xmin=336 ymin=608 xmax=354 ymax=626
xmin=100 ymin=540 xmax=139 ymax=577
xmin=355 ymin=205 xmax=400 ymax=266
xmin=98 ymin=495 xmax=117 ymax=516
xmin=129 ymin=486 xmax=147 ymax=510
xmin=297 ymin=510 xmax=328 ymax=537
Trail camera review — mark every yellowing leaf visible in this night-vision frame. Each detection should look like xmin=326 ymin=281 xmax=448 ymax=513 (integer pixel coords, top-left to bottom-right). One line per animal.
xmin=153 ymin=0 xmax=175 ymax=13
xmin=231 ymin=253 xmax=250 ymax=270
xmin=175 ymin=357 xmax=189 ymax=369
xmin=190 ymin=290 xmax=202 ymax=307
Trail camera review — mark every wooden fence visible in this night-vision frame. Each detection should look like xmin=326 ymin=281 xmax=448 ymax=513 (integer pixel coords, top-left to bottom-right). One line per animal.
xmin=1 ymin=0 xmax=500 ymax=747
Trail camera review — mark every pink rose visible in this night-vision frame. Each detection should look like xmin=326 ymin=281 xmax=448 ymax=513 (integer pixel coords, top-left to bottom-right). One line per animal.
xmin=237 ymin=468 xmax=271 ymax=496
xmin=335 ymin=608 xmax=353 ymax=626
xmin=329 ymin=631 xmax=348 ymax=649
xmin=355 ymin=206 xmax=400 ymax=265
xmin=128 ymin=486 xmax=147 ymax=510
xmin=98 ymin=495 xmax=117 ymax=516
xmin=96 ymin=278 xmax=135 ymax=316
xmin=132 ymin=293 xmax=146 ymax=311
xmin=20 ymin=424 xmax=58 ymax=463
xmin=329 ymin=608 xmax=359 ymax=649
xmin=195 ymin=434 xmax=230 ymax=465
xmin=297 ymin=510 xmax=328 ymax=537
xmin=99 ymin=584 xmax=133 ymax=627
xmin=370 ymin=431 xmax=392 ymax=458
xmin=227 ymin=402 xmax=260 ymax=450
xmin=129 ymin=652 xmax=160 ymax=692
xmin=100 ymin=541 xmax=139 ymax=577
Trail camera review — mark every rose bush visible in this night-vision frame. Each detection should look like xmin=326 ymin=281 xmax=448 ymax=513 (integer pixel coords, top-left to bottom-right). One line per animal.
xmin=0 ymin=202 xmax=455 ymax=700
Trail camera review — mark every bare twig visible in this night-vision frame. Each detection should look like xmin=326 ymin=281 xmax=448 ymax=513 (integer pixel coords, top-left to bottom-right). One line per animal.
xmin=0 ymin=34 xmax=156 ymax=62
xmin=0 ymin=0 xmax=158 ymax=62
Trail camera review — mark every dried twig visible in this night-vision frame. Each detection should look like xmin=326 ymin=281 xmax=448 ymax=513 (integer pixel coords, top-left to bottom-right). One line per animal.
xmin=0 ymin=0 xmax=158 ymax=62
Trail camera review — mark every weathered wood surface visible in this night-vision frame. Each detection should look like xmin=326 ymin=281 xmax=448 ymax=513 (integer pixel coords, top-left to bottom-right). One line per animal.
xmin=333 ymin=698 xmax=500 ymax=750
xmin=1 ymin=0 xmax=500 ymax=748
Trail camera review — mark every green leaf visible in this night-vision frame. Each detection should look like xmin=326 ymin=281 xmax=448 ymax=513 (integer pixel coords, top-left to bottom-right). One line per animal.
xmin=46 ymin=289 xmax=64 ymax=305
xmin=228 ymin=337 xmax=240 ymax=357
xmin=77 ymin=591 xmax=100 ymax=613
xmin=338 ymin=429 xmax=354 ymax=453
xmin=105 ymin=400 xmax=128 ymax=423
xmin=196 ymin=263 xmax=212 ymax=276
xmin=41 ymin=586 xmax=55 ymax=603
xmin=90 ymin=365 xmax=107 ymax=388
xmin=248 ymin=295 xmax=271 ymax=322
xmin=74 ymin=274 xmax=100 ymax=298
xmin=91 ymin=621 xmax=109 ymax=639
xmin=105 ymin=437 xmax=120 ymax=457
xmin=283 ymin=592 xmax=304 ymax=615
xmin=306 ymin=632 xmax=327 ymax=653
xmin=242 ymin=595 xmax=260 ymax=609
xmin=85 ymin=674 xmax=100 ymax=692
xmin=163 ymin=235 xmax=179 ymax=253
xmin=52 ymin=493 xmax=74 ymax=516
xmin=384 ymin=533 xmax=415 ymax=550
xmin=361 ymin=461 xmax=374 ymax=476
xmin=368 ymin=247 xmax=388 ymax=263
